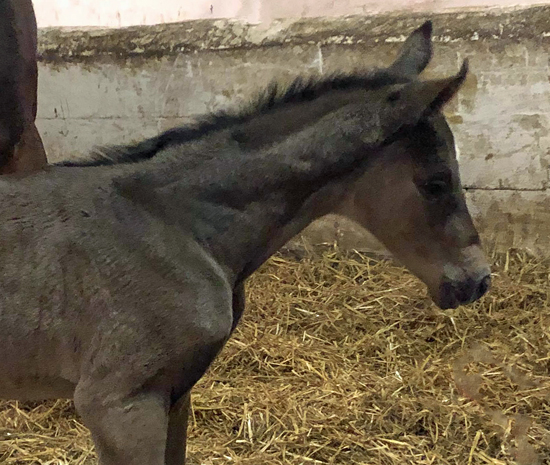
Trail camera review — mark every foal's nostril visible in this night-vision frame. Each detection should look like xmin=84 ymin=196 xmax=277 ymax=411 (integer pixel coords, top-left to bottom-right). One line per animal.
xmin=438 ymin=274 xmax=491 ymax=309
xmin=476 ymin=275 xmax=491 ymax=299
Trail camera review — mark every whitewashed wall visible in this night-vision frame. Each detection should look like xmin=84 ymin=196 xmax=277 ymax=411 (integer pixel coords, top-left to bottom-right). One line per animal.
xmin=34 ymin=0 xmax=550 ymax=27
xmin=34 ymin=6 xmax=550 ymax=256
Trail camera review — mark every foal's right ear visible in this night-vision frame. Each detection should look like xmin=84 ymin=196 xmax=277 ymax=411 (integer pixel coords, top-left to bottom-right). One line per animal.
xmin=388 ymin=20 xmax=433 ymax=77
xmin=375 ymin=61 xmax=468 ymax=144
xmin=418 ymin=59 xmax=468 ymax=115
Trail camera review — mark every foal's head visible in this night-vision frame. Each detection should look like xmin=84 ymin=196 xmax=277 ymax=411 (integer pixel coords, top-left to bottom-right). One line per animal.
xmin=339 ymin=21 xmax=490 ymax=309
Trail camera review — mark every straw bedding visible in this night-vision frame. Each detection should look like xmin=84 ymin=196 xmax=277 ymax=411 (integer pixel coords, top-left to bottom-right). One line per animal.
xmin=0 ymin=247 xmax=548 ymax=464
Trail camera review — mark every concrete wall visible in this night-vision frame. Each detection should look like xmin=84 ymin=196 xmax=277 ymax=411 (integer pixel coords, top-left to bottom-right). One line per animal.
xmin=33 ymin=0 xmax=550 ymax=27
xmin=36 ymin=5 xmax=550 ymax=256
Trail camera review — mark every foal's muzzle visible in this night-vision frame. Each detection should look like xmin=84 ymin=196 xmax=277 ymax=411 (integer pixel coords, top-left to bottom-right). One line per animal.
xmin=437 ymin=274 xmax=491 ymax=310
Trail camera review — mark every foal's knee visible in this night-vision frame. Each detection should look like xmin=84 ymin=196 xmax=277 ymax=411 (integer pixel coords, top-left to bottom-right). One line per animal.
xmin=74 ymin=384 xmax=169 ymax=465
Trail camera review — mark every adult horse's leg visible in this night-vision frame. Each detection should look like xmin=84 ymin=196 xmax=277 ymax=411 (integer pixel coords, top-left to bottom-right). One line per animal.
xmin=165 ymin=392 xmax=191 ymax=465
xmin=0 ymin=0 xmax=47 ymax=174
xmin=2 ymin=123 xmax=47 ymax=174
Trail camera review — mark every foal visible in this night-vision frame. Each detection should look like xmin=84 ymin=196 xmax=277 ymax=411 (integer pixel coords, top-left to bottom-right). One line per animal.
xmin=0 ymin=21 xmax=489 ymax=464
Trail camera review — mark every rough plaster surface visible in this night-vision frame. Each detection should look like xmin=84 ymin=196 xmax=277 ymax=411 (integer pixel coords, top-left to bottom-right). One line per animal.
xmin=32 ymin=0 xmax=550 ymax=27
xmin=36 ymin=5 xmax=550 ymax=256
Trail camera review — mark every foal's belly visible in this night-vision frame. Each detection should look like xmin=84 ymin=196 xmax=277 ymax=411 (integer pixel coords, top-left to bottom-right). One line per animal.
xmin=0 ymin=345 xmax=79 ymax=400
xmin=0 ymin=329 xmax=80 ymax=401
xmin=0 ymin=376 xmax=76 ymax=401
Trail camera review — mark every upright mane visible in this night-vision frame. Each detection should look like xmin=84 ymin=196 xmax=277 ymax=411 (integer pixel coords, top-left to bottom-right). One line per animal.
xmin=56 ymin=69 xmax=410 ymax=168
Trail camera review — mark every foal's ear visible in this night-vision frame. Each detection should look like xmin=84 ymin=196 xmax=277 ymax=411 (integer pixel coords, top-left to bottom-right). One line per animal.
xmin=392 ymin=60 xmax=468 ymax=118
xmin=416 ymin=59 xmax=468 ymax=114
xmin=375 ymin=61 xmax=468 ymax=143
xmin=388 ymin=20 xmax=433 ymax=77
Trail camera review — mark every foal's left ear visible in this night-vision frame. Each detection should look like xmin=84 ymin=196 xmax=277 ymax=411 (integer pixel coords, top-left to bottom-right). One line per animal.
xmin=389 ymin=20 xmax=433 ymax=77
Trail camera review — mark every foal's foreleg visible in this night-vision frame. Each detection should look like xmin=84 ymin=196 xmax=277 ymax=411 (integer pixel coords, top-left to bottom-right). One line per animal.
xmin=74 ymin=383 xmax=169 ymax=465
xmin=165 ymin=392 xmax=191 ymax=465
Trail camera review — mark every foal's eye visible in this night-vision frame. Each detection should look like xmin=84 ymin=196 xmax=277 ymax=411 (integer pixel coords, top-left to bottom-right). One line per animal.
xmin=420 ymin=180 xmax=450 ymax=200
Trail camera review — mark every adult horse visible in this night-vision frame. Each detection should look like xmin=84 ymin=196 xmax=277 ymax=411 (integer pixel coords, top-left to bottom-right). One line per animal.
xmin=0 ymin=21 xmax=489 ymax=465
xmin=0 ymin=0 xmax=47 ymax=174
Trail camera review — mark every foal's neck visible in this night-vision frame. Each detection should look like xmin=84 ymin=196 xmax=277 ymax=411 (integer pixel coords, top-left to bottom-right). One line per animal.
xmin=131 ymin=88 xmax=380 ymax=283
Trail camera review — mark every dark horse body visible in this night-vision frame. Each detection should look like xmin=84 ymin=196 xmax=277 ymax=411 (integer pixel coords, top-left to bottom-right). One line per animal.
xmin=0 ymin=0 xmax=47 ymax=174
xmin=0 ymin=22 xmax=489 ymax=464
